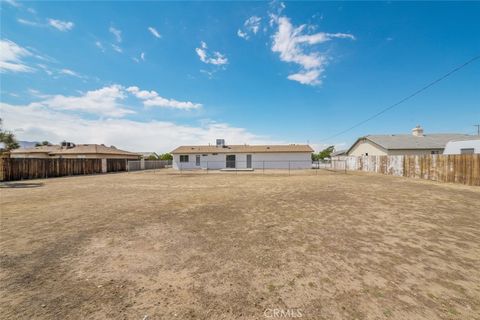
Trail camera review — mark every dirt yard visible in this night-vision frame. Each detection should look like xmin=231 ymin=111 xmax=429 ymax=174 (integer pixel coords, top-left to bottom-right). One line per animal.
xmin=1 ymin=170 xmax=479 ymax=320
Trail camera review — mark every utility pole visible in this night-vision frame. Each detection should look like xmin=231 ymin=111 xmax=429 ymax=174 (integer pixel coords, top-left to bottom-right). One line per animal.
xmin=474 ymin=124 xmax=480 ymax=136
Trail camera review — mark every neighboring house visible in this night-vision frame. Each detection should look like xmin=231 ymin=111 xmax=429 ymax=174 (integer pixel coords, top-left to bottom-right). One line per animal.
xmin=10 ymin=142 xmax=141 ymax=159
xmin=171 ymin=139 xmax=313 ymax=170
xmin=347 ymin=126 xmax=474 ymax=156
xmin=443 ymin=139 xmax=480 ymax=155
xmin=139 ymin=152 xmax=159 ymax=159
xmin=9 ymin=145 xmax=59 ymax=158
xmin=330 ymin=149 xmax=347 ymax=157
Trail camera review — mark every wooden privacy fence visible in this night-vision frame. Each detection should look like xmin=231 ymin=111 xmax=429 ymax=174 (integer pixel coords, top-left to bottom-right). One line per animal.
xmin=106 ymin=159 xmax=127 ymax=172
xmin=0 ymin=158 xmax=129 ymax=181
xmin=403 ymin=154 xmax=480 ymax=186
xmin=332 ymin=154 xmax=480 ymax=186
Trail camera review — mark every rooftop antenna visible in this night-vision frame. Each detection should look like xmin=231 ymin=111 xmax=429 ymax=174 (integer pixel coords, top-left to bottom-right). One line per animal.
xmin=474 ymin=124 xmax=480 ymax=136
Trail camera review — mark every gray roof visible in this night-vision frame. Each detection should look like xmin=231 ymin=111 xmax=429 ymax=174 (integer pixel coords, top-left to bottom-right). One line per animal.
xmin=139 ymin=152 xmax=159 ymax=157
xmin=171 ymin=144 xmax=313 ymax=154
xmin=352 ymin=134 xmax=475 ymax=151
xmin=331 ymin=149 xmax=347 ymax=157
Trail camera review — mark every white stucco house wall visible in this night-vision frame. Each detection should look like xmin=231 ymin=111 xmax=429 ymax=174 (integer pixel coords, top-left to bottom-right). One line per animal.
xmin=443 ymin=139 xmax=480 ymax=154
xmin=171 ymin=140 xmax=313 ymax=170
xmin=346 ymin=126 xmax=474 ymax=156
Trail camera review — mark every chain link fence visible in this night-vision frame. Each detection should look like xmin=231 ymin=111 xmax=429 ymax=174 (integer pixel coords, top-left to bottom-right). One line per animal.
xmin=174 ymin=160 xmax=346 ymax=175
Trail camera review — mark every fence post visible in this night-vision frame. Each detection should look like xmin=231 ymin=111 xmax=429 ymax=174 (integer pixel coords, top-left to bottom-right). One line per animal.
xmin=101 ymin=158 xmax=107 ymax=173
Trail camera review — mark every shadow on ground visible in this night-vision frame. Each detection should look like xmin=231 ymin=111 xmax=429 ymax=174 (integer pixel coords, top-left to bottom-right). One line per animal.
xmin=0 ymin=182 xmax=44 ymax=189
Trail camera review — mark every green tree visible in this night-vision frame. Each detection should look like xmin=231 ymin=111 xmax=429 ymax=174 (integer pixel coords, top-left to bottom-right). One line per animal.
xmin=0 ymin=118 xmax=19 ymax=152
xmin=146 ymin=154 xmax=159 ymax=160
xmin=35 ymin=141 xmax=52 ymax=147
xmin=318 ymin=145 xmax=335 ymax=160
xmin=159 ymin=153 xmax=173 ymax=161
xmin=312 ymin=146 xmax=335 ymax=161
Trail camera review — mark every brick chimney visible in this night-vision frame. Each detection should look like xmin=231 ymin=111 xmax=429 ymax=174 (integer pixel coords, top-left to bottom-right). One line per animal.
xmin=412 ymin=125 xmax=424 ymax=137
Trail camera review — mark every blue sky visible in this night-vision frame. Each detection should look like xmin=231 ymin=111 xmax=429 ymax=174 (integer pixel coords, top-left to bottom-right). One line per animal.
xmin=1 ymin=1 xmax=479 ymax=152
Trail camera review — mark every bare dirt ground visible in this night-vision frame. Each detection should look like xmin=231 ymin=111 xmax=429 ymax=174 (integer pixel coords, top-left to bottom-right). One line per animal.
xmin=1 ymin=169 xmax=479 ymax=320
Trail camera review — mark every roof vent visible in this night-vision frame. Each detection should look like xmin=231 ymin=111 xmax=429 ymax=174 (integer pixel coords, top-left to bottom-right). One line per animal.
xmin=412 ymin=125 xmax=424 ymax=137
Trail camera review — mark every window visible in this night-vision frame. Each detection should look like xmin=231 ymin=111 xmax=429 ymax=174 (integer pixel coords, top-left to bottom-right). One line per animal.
xmin=212 ymin=153 xmax=218 ymax=155
xmin=460 ymin=148 xmax=474 ymax=155
xmin=196 ymin=155 xmax=200 ymax=166
xmin=364 ymin=153 xmax=368 ymax=156
xmin=431 ymin=150 xmax=440 ymax=154
xmin=179 ymin=155 xmax=189 ymax=162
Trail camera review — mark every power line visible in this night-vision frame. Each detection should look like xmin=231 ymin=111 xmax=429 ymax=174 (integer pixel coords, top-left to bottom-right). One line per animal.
xmin=319 ymin=54 xmax=480 ymax=142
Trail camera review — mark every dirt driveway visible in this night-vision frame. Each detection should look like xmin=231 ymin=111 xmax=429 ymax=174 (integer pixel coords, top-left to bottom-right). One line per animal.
xmin=1 ymin=170 xmax=479 ymax=319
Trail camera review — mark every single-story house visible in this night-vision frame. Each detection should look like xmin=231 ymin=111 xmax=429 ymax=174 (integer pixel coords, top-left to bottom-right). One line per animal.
xmin=443 ymin=139 xmax=480 ymax=155
xmin=171 ymin=139 xmax=313 ymax=170
xmin=347 ymin=126 xmax=474 ymax=156
xmin=330 ymin=149 xmax=347 ymax=157
xmin=10 ymin=142 xmax=141 ymax=159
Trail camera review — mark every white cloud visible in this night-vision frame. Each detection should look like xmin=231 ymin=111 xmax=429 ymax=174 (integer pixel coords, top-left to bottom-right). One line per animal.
xmin=0 ymin=39 xmax=34 ymax=73
xmin=195 ymin=41 xmax=228 ymax=66
xmin=95 ymin=41 xmax=105 ymax=52
xmin=29 ymin=85 xmax=133 ymax=117
xmin=237 ymin=29 xmax=248 ymax=39
xmin=4 ymin=0 xmax=21 ymax=7
xmin=37 ymin=64 xmax=53 ymax=75
xmin=148 ymin=27 xmax=161 ymax=39
xmin=127 ymin=86 xmax=201 ymax=110
xmin=0 ymin=102 xmax=274 ymax=152
xmin=246 ymin=16 xmax=262 ymax=34
xmin=48 ymin=19 xmax=74 ymax=31
xmin=17 ymin=18 xmax=40 ymax=26
xmin=109 ymin=26 xmax=122 ymax=42
xmin=141 ymin=52 xmax=145 ymax=61
xmin=238 ymin=16 xmax=262 ymax=40
xmin=111 ymin=44 xmax=122 ymax=53
xmin=59 ymin=68 xmax=82 ymax=78
xmin=287 ymin=70 xmax=322 ymax=85
xmin=271 ymin=15 xmax=354 ymax=85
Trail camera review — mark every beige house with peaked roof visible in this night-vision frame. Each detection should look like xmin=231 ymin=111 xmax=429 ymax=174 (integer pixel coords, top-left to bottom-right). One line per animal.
xmin=10 ymin=142 xmax=141 ymax=159
xmin=171 ymin=139 xmax=313 ymax=170
xmin=347 ymin=126 xmax=474 ymax=156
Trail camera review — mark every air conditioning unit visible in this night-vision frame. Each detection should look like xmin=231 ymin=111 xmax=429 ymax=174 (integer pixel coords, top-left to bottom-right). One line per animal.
xmin=216 ymin=139 xmax=225 ymax=147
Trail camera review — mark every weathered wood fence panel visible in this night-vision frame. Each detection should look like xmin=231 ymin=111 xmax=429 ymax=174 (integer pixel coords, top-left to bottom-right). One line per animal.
xmin=0 ymin=158 xmax=130 ymax=181
xmin=332 ymin=155 xmax=479 ymax=186
xmin=106 ymin=159 xmax=126 ymax=172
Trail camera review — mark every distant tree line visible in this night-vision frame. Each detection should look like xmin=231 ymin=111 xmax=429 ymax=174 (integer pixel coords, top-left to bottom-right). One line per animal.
xmin=146 ymin=153 xmax=173 ymax=161
xmin=35 ymin=141 xmax=52 ymax=147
